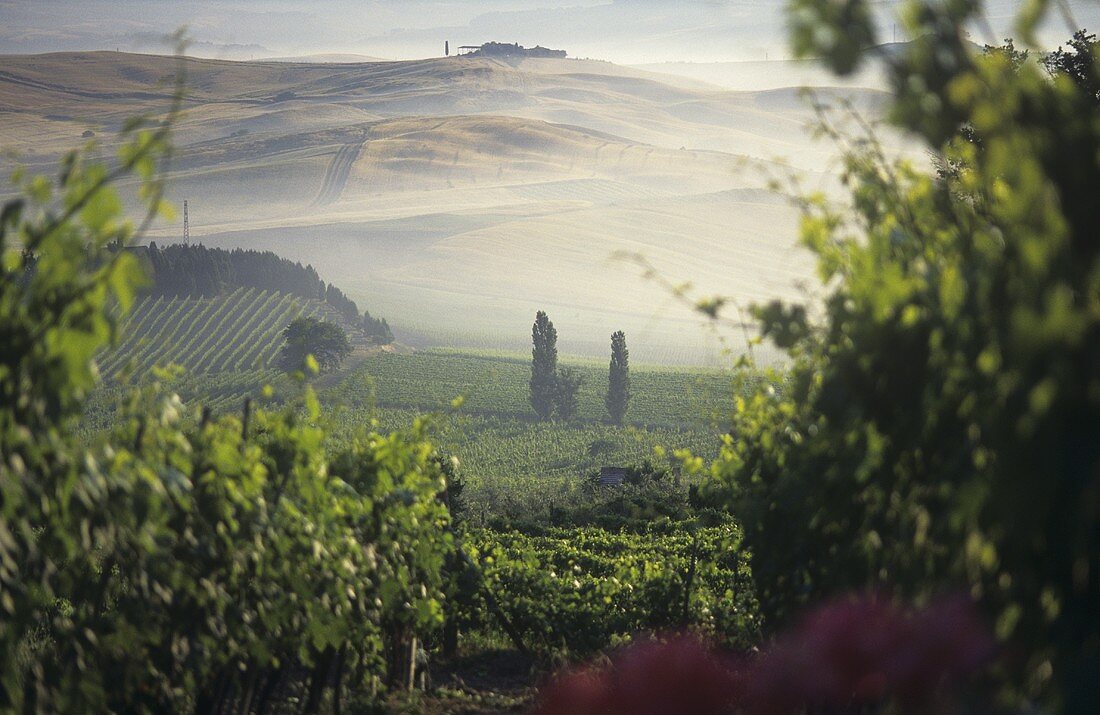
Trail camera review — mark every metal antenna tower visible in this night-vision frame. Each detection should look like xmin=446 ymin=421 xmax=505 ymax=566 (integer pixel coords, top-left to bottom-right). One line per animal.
xmin=183 ymin=200 xmax=190 ymax=245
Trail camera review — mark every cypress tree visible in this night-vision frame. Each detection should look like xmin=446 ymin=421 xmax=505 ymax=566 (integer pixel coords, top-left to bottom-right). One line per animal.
xmin=606 ymin=330 xmax=629 ymax=424
xmin=530 ymin=310 xmax=558 ymax=420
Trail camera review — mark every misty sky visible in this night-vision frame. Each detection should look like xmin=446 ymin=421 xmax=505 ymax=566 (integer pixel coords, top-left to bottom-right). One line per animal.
xmin=1 ymin=1 xmax=1098 ymax=64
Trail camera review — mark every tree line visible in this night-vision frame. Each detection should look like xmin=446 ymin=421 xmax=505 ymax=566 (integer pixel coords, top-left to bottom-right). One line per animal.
xmin=138 ymin=242 xmax=394 ymax=344
xmin=529 ymin=311 xmax=630 ymax=424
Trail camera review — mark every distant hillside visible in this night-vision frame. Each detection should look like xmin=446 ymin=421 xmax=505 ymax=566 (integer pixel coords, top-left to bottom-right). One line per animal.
xmin=135 ymin=243 xmax=392 ymax=344
xmin=0 ymin=50 xmax=904 ymax=363
xmin=0 ymin=50 xmax=833 ymax=170
xmin=631 ymin=58 xmax=889 ymax=92
xmin=94 ymin=244 xmax=393 ymax=380
xmin=631 ymin=41 xmax=983 ymax=92
xmin=98 ymin=288 xmax=333 ymax=378
xmin=258 ymin=54 xmax=389 ymax=64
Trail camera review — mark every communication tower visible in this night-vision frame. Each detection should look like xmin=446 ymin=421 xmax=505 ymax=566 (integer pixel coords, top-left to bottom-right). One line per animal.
xmin=183 ymin=200 xmax=190 ymax=245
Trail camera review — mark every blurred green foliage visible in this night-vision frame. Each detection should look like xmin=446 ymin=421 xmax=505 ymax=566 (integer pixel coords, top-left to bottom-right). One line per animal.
xmin=0 ymin=73 xmax=451 ymax=713
xmin=704 ymin=1 xmax=1100 ymax=708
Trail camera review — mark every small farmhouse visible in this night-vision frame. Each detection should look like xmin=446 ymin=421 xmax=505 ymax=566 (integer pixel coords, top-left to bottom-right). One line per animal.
xmin=598 ymin=467 xmax=627 ymax=487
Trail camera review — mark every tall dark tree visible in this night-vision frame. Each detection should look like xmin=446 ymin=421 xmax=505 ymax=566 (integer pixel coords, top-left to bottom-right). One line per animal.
xmin=279 ymin=317 xmax=351 ymax=373
xmin=554 ymin=366 xmax=582 ymax=422
xmin=606 ymin=330 xmax=629 ymax=425
xmin=529 ymin=310 xmax=558 ymax=420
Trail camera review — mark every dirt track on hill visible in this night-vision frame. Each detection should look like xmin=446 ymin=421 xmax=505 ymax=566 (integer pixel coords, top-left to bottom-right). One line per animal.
xmin=312 ymin=142 xmax=361 ymax=206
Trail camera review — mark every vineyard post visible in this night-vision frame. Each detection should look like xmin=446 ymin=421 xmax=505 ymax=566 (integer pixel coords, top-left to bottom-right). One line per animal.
xmin=681 ymin=532 xmax=698 ymax=627
xmin=241 ymin=396 xmax=251 ymax=442
xmin=133 ymin=416 xmax=146 ymax=453
xmin=301 ymin=645 xmax=335 ymax=715
xmin=456 ymin=544 xmax=530 ymax=656
xmin=254 ymin=665 xmax=284 ymax=715
xmin=238 ymin=665 xmax=260 ymax=715
xmin=332 ymin=643 xmax=348 ymax=715
xmin=407 ymin=634 xmax=418 ymax=692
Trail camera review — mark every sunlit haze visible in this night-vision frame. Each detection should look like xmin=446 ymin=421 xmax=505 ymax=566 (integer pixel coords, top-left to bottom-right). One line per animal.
xmin=3 ymin=1 xmax=1099 ymax=711
xmin=3 ymin=1 xmax=1099 ymax=63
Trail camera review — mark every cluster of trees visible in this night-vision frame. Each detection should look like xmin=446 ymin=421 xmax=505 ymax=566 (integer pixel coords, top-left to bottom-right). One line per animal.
xmin=143 ymin=243 xmax=322 ymax=300
xmin=139 ymin=243 xmax=394 ymax=344
xmin=938 ymin=31 xmax=1099 ymax=180
xmin=361 ymin=310 xmax=394 ymax=345
xmin=322 ymin=285 xmax=393 ymax=344
xmin=528 ymin=312 xmax=631 ymax=423
xmin=322 ymin=281 xmax=360 ymax=322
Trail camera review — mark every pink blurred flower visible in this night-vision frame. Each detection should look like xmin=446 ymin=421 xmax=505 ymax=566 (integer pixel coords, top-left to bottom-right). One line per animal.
xmin=535 ymin=635 xmax=744 ymax=715
xmin=747 ymin=594 xmax=996 ymax=712
xmin=535 ymin=664 xmax=618 ymax=715
xmin=534 ymin=594 xmax=995 ymax=714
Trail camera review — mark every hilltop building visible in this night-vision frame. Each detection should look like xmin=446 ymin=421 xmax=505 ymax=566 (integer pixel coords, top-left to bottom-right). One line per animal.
xmin=456 ymin=42 xmax=567 ymax=59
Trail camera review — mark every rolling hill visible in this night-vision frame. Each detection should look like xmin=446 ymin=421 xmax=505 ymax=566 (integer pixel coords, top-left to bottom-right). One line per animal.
xmin=90 ymin=242 xmax=391 ymax=384
xmin=0 ymin=51 xmax=909 ymax=363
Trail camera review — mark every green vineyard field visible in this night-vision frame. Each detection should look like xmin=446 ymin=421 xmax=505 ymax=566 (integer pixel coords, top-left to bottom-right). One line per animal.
xmin=463 ymin=524 xmax=760 ymax=657
xmin=327 ymin=405 xmax=721 ymax=522
xmin=331 ymin=349 xmax=741 ymax=428
xmin=98 ymin=289 xmax=333 ymax=378
xmin=320 ymin=350 xmax=739 ymax=522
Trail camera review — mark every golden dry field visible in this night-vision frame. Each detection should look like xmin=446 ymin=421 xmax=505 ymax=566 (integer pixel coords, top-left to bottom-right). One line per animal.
xmin=0 ymin=51 xmax=909 ymax=362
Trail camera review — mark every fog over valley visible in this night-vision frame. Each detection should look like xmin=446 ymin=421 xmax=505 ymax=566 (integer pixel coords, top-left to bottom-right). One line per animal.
xmin=4 ymin=1 xmax=1099 ymax=712
xmin=2 ymin=1 xmax=1098 ymax=363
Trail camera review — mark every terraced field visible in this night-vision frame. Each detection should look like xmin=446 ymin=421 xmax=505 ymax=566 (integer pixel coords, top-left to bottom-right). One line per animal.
xmin=99 ymin=288 xmax=334 ymax=379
